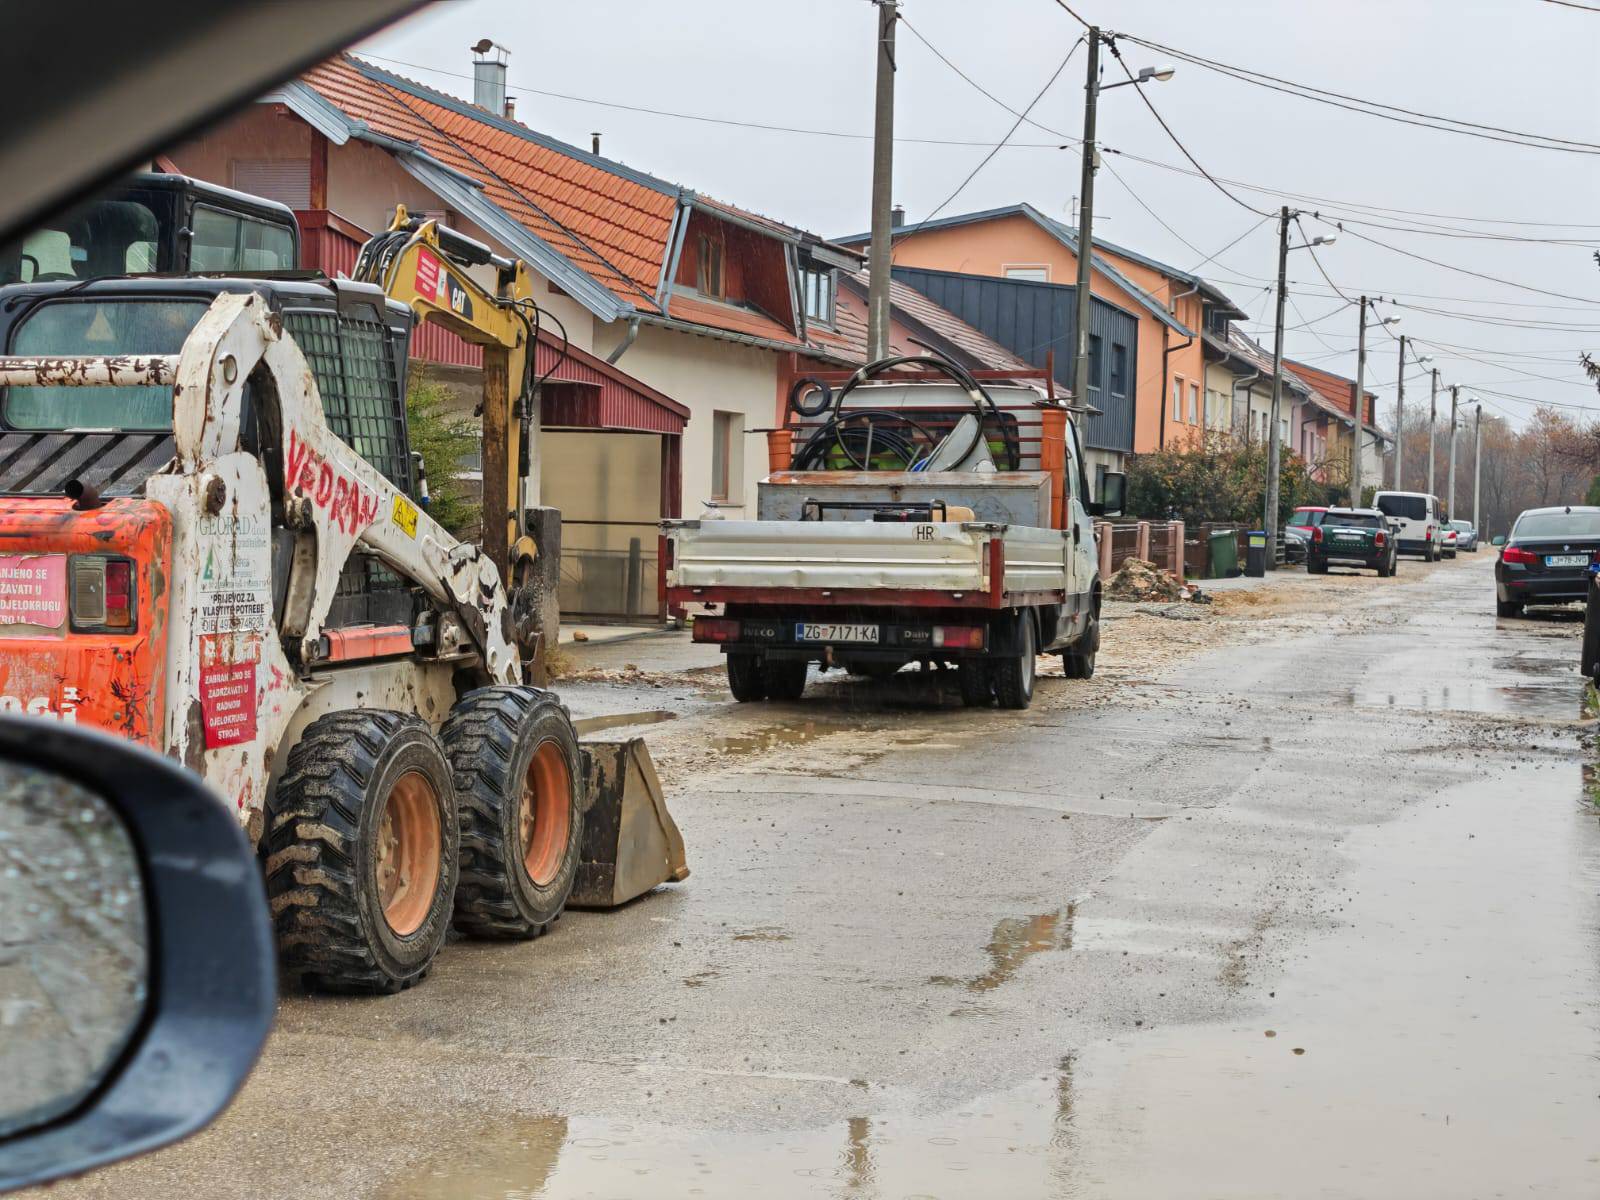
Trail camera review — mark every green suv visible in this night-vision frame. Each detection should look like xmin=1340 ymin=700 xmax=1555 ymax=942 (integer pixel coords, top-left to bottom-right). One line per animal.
xmin=1306 ymin=508 xmax=1398 ymax=577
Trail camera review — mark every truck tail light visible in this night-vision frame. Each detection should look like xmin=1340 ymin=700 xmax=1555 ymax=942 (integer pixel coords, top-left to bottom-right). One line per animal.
xmin=1501 ymin=544 xmax=1538 ymax=565
xmin=693 ymin=617 xmax=740 ymax=643
xmin=70 ymin=555 xmax=136 ymax=631
xmin=933 ymin=625 xmax=984 ymax=649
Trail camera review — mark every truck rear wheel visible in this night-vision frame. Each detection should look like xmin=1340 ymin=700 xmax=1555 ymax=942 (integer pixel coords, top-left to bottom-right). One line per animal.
xmin=763 ymin=659 xmax=808 ymax=701
xmin=957 ymin=661 xmax=992 ymax=707
xmin=443 ymin=686 xmax=584 ymax=940
xmin=266 ymin=710 xmax=458 ymax=994
xmin=727 ymin=653 xmax=767 ymax=702
xmin=993 ymin=613 xmax=1037 ymax=710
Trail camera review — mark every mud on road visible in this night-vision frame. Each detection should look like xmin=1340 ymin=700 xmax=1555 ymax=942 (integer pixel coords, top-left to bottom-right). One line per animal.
xmin=37 ymin=553 xmax=1600 ymax=1200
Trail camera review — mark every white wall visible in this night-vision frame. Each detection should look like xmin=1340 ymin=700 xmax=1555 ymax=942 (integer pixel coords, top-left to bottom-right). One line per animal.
xmin=595 ymin=321 xmax=776 ymax=519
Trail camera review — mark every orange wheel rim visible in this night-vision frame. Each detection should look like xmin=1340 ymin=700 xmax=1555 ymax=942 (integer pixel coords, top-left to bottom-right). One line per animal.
xmin=376 ymin=770 xmax=442 ymax=936
xmin=520 ymin=741 xmax=571 ymax=887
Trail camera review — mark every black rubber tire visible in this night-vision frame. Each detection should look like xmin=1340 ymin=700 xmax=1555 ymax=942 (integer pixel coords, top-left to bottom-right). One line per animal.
xmin=763 ymin=659 xmax=808 ymax=701
xmin=1426 ymin=543 xmax=1438 ymax=563
xmin=957 ymin=660 xmax=992 ymax=707
xmin=727 ymin=653 xmax=767 ymax=702
xmin=1062 ymin=610 xmax=1099 ymax=679
xmin=1496 ymin=599 xmax=1523 ymax=618
xmin=993 ymin=612 xmax=1037 ymax=710
xmin=1307 ymin=557 xmax=1327 ymax=575
xmin=1583 ymin=599 xmax=1600 ymax=679
xmin=443 ymin=686 xmax=583 ymax=940
xmin=266 ymin=710 xmax=458 ymax=994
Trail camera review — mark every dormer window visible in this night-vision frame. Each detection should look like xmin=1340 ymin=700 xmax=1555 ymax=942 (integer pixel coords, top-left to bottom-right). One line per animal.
xmin=802 ymin=267 xmax=835 ymax=326
xmin=697 ymin=235 xmax=724 ymax=300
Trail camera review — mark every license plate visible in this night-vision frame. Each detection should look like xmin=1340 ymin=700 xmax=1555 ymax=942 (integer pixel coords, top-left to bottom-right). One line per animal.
xmin=1546 ymin=554 xmax=1587 ymax=568
xmin=795 ymin=622 xmax=879 ymax=643
xmin=1333 ymin=533 xmax=1361 ymax=541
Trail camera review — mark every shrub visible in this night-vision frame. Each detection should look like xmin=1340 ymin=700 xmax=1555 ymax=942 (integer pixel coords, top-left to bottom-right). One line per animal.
xmin=406 ymin=373 xmax=481 ymax=540
xmin=1125 ymin=432 xmax=1318 ymax=527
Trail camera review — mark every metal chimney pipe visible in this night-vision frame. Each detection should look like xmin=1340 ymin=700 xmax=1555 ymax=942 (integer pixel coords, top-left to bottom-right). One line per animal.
xmin=890 ymin=204 xmax=905 ymax=228
xmin=470 ymin=39 xmax=508 ymax=114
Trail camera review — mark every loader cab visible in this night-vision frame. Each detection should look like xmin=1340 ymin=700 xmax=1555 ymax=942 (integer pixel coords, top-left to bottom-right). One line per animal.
xmin=0 ymin=275 xmax=418 ymax=628
xmin=0 ymin=173 xmax=300 ymax=286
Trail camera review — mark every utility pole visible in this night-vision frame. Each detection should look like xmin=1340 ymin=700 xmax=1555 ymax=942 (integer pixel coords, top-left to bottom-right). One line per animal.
xmin=866 ymin=0 xmax=898 ymax=362
xmin=1472 ymin=404 xmax=1482 ymax=533
xmin=1071 ymin=27 xmax=1102 ymax=414
xmin=1393 ymin=334 xmax=1406 ymax=490
xmin=1351 ymin=296 xmax=1368 ymax=508
xmin=1264 ymin=206 xmax=1290 ymax=556
xmin=1447 ymin=385 xmax=1459 ymax=521
xmin=1427 ymin=368 xmax=1438 ymax=499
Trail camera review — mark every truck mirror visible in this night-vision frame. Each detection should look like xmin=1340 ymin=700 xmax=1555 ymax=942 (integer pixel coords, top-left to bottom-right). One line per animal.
xmin=1091 ymin=471 xmax=1126 ymax=518
xmin=0 ymin=719 xmax=273 ymax=1192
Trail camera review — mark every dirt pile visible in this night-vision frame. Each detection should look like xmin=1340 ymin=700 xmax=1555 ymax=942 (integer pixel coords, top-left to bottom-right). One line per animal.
xmin=1106 ymin=558 xmax=1185 ymax=602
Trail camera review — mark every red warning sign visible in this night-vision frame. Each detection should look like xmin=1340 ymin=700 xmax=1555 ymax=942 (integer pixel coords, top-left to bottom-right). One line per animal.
xmin=414 ymin=246 xmax=443 ymax=303
xmin=199 ymin=632 xmax=259 ymax=748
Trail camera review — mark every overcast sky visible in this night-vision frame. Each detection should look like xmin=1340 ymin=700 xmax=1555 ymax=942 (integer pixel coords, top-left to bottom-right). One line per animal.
xmin=361 ymin=0 xmax=1600 ymax=428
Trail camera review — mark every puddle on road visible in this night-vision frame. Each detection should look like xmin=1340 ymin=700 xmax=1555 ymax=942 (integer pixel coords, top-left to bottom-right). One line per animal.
xmin=930 ymin=907 xmax=1074 ymax=993
xmin=573 ymin=709 xmax=677 ymax=735
xmin=1346 ymin=677 xmax=1588 ymax=719
xmin=710 ymin=721 xmax=826 ymax=757
xmin=376 ymin=1066 xmax=1078 ymax=1199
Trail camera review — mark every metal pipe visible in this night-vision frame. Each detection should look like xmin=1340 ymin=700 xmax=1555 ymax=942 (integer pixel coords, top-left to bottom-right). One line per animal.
xmin=605 ymin=317 xmax=641 ymax=365
xmin=0 ymin=355 xmax=178 ymax=386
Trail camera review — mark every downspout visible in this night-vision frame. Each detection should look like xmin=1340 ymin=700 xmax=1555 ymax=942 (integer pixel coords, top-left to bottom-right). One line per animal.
xmin=606 ymin=316 xmax=641 ymax=365
xmin=1232 ymin=367 xmax=1261 ymax=440
xmin=1158 ymin=282 xmax=1201 ymax=448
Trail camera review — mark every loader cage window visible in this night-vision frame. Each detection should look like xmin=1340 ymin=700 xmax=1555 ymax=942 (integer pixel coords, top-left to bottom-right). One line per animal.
xmin=282 ymin=309 xmax=412 ymax=492
xmin=4 ymin=298 xmax=207 ymax=430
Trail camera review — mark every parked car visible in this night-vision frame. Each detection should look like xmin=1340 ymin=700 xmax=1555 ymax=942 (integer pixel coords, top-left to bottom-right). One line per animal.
xmin=1283 ymin=506 xmax=1329 ymax=563
xmin=1449 ymin=519 xmax=1478 ymax=552
xmin=1373 ymin=490 xmax=1445 ymax=561
xmin=1305 ymin=507 xmax=1398 ymax=577
xmin=1494 ymin=505 xmax=1600 ymax=617
xmin=1441 ymin=525 xmax=1459 ymax=558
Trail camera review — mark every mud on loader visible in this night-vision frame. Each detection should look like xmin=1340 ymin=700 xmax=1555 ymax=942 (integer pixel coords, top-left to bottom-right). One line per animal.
xmin=0 ymin=219 xmax=685 ymax=993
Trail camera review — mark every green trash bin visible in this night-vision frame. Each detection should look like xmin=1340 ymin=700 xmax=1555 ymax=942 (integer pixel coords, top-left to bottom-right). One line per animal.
xmin=1208 ymin=529 xmax=1239 ymax=578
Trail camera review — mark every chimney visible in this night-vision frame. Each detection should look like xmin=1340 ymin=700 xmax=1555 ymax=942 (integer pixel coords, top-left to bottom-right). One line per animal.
xmin=891 ymin=204 xmax=905 ymax=228
xmin=591 ymin=132 xmax=602 ymax=156
xmin=470 ymin=38 xmax=508 ymax=114
xmin=503 ymin=95 xmax=516 ymax=120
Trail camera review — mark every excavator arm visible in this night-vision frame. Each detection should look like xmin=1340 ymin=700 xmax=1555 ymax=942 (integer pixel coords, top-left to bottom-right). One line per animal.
xmin=351 ymin=208 xmax=542 ymax=609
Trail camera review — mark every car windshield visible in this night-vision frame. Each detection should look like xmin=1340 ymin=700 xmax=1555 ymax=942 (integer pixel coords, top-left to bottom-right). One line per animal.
xmin=1451 ymin=521 xmax=1472 ymax=532
xmin=1513 ymin=510 xmax=1600 ymax=539
xmin=4 ymin=298 xmax=206 ymax=430
xmin=1324 ymin=513 xmax=1382 ymax=530
xmin=1376 ymin=495 xmax=1427 ymax=521
xmin=1288 ymin=510 xmax=1326 ymax=527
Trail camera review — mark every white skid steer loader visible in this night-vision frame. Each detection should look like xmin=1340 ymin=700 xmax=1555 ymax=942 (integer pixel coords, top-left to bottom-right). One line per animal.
xmin=0 ymin=290 xmax=686 ymax=993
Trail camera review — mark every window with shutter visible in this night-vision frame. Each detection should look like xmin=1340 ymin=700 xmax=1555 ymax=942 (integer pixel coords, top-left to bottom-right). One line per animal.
xmin=230 ymin=159 xmax=311 ymax=210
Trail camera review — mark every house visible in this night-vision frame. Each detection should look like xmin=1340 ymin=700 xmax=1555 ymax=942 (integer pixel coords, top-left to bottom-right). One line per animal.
xmin=1284 ymin=359 xmax=1391 ymax=488
xmin=835 ymin=203 xmax=1248 ymax=463
xmin=885 ymin=265 xmax=1140 ymax=498
xmin=162 ymin=52 xmax=1027 ymax=620
xmin=1203 ymin=327 xmax=1346 ymax=475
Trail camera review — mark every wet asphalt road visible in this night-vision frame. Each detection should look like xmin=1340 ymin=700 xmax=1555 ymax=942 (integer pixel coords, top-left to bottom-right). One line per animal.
xmin=41 ymin=554 xmax=1600 ymax=1199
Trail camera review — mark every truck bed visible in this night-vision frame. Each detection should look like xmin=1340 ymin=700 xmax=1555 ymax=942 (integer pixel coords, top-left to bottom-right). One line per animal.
xmin=662 ymin=519 xmax=1071 ymax=609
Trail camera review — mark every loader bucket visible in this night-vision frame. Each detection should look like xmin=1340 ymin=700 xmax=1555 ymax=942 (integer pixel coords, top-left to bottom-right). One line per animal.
xmin=571 ymin=736 xmax=688 ymax=908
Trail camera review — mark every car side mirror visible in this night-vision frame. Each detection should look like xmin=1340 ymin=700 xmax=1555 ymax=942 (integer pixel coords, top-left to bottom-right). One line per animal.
xmin=0 ymin=718 xmax=273 ymax=1192
xmin=1090 ymin=471 xmax=1126 ymax=518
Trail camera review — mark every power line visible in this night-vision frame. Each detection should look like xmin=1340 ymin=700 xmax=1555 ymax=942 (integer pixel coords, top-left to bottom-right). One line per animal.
xmin=895 ymin=39 xmax=1084 ymax=251
xmin=1540 ymin=0 xmax=1600 ymax=11
xmin=1117 ymin=32 xmax=1600 ymax=155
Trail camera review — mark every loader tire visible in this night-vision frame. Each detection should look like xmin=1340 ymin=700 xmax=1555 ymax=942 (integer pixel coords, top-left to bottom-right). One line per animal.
xmin=727 ymin=653 xmax=767 ymax=702
xmin=763 ymin=659 xmax=808 ymax=701
xmin=443 ymin=686 xmax=583 ymax=940
xmin=266 ymin=710 xmax=458 ymax=994
xmin=992 ymin=612 xmax=1038 ymax=710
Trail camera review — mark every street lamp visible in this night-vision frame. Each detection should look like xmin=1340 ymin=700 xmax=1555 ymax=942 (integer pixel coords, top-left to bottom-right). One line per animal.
xmin=1071 ymin=28 xmax=1175 ymax=425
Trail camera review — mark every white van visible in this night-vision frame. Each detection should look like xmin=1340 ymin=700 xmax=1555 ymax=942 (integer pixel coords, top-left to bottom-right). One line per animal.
xmin=1373 ymin=490 xmax=1444 ymax=561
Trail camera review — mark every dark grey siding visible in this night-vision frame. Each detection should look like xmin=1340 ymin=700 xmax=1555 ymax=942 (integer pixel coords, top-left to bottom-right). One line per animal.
xmin=892 ymin=267 xmax=1137 ymax=455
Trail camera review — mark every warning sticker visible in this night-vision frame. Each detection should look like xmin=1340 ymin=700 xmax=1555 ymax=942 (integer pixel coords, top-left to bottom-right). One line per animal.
xmin=199 ymin=632 xmax=259 ymax=748
xmin=415 ymin=247 xmax=442 ymax=303
xmin=0 ymin=554 xmax=67 ymax=629
xmin=392 ymin=494 xmax=419 ymax=539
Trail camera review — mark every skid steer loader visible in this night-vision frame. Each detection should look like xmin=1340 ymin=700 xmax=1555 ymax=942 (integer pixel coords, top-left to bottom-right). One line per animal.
xmin=0 ymin=198 xmax=686 ymax=993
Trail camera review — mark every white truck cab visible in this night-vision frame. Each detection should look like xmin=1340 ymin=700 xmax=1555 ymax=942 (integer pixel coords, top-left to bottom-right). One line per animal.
xmin=1373 ymin=491 xmax=1445 ymax=561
